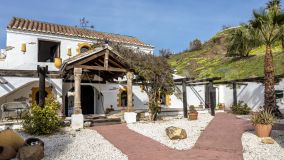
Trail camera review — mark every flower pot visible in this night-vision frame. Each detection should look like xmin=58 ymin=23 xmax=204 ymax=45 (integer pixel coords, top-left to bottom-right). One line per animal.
xmin=54 ymin=57 xmax=62 ymax=69
xmin=124 ymin=112 xmax=137 ymax=123
xmin=188 ymin=112 xmax=198 ymax=120
xmin=255 ymin=124 xmax=272 ymax=137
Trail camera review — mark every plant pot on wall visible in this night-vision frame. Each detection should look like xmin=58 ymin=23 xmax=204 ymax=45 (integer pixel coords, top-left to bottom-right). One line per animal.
xmin=54 ymin=57 xmax=62 ymax=69
xmin=188 ymin=112 xmax=198 ymax=120
xmin=255 ymin=124 xmax=272 ymax=137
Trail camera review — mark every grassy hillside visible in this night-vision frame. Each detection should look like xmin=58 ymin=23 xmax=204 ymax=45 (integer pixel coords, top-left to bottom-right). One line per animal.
xmin=168 ymin=28 xmax=284 ymax=81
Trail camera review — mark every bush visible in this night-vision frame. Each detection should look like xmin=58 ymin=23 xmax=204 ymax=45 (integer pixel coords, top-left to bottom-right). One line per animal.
xmin=231 ymin=101 xmax=251 ymax=115
xmin=189 ymin=38 xmax=202 ymax=51
xmin=189 ymin=105 xmax=197 ymax=113
xmin=23 ymin=97 xmax=61 ymax=135
xmin=251 ymin=110 xmax=276 ymax=125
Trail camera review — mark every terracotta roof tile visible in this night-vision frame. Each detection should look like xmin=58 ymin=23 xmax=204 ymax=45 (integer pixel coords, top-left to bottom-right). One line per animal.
xmin=7 ymin=17 xmax=152 ymax=48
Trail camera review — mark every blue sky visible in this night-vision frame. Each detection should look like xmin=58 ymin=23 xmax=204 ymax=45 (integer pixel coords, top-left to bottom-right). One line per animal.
xmin=0 ymin=0 xmax=276 ymax=53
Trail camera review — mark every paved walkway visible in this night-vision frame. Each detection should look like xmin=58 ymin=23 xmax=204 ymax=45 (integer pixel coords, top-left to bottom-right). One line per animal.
xmin=93 ymin=113 xmax=252 ymax=160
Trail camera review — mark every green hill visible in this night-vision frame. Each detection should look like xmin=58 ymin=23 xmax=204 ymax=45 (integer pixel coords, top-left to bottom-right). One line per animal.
xmin=168 ymin=28 xmax=284 ymax=81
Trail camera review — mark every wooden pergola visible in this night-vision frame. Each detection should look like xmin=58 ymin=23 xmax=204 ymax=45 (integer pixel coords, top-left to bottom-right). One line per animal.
xmin=174 ymin=77 xmax=221 ymax=117
xmin=61 ymin=45 xmax=134 ymax=115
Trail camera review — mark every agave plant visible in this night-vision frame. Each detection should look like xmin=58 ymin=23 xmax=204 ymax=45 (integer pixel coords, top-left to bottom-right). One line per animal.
xmin=251 ymin=109 xmax=276 ymax=125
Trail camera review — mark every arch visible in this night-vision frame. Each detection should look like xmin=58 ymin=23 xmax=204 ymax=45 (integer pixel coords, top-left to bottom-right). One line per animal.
xmin=31 ymin=86 xmax=53 ymax=104
xmin=76 ymin=42 xmax=92 ymax=54
xmin=117 ymin=86 xmax=134 ymax=108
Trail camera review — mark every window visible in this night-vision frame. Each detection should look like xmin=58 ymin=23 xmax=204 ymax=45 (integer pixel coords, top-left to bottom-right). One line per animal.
xmin=38 ymin=40 xmax=60 ymax=62
xmin=80 ymin=46 xmax=90 ymax=54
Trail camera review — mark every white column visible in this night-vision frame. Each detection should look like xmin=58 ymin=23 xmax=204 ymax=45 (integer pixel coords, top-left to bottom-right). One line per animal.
xmin=71 ymin=68 xmax=84 ymax=130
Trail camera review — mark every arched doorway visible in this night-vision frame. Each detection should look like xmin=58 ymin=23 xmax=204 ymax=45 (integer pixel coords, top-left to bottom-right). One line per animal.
xmin=81 ymin=85 xmax=94 ymax=114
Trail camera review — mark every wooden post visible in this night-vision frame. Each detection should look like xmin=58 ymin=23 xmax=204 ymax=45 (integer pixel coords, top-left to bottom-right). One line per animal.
xmin=74 ymin=68 xmax=82 ymax=114
xmin=37 ymin=65 xmax=47 ymax=108
xmin=126 ymin=72 xmax=134 ymax=112
xmin=233 ymin=81 xmax=237 ymax=106
xmin=182 ymin=79 xmax=188 ymax=118
xmin=209 ymin=81 xmax=215 ymax=116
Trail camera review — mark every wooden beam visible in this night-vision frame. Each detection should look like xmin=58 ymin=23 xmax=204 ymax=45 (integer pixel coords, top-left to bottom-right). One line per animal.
xmin=76 ymin=65 xmax=127 ymax=72
xmin=76 ymin=51 xmax=105 ymax=65
xmin=104 ymin=49 xmax=109 ymax=69
xmin=233 ymin=81 xmax=237 ymax=106
xmin=182 ymin=79 xmax=188 ymax=118
xmin=0 ymin=70 xmax=61 ymax=78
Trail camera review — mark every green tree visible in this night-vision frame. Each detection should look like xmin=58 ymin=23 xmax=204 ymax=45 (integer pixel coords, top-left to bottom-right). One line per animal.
xmin=189 ymin=38 xmax=202 ymax=51
xmin=249 ymin=0 xmax=284 ymax=113
xmin=226 ymin=25 xmax=259 ymax=57
xmin=113 ymin=45 xmax=174 ymax=120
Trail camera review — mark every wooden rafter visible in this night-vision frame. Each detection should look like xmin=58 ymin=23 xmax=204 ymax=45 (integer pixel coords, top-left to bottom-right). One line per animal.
xmin=76 ymin=65 xmax=127 ymax=72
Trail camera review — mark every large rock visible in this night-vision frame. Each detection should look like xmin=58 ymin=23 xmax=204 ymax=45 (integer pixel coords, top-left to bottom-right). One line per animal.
xmin=0 ymin=146 xmax=17 ymax=160
xmin=261 ymin=137 xmax=274 ymax=144
xmin=0 ymin=129 xmax=25 ymax=151
xmin=17 ymin=138 xmax=44 ymax=160
xmin=166 ymin=126 xmax=187 ymax=140
xmin=17 ymin=145 xmax=44 ymax=160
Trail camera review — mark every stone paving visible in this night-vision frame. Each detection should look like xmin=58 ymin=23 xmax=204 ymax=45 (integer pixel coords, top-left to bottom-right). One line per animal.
xmin=93 ymin=113 xmax=255 ymax=160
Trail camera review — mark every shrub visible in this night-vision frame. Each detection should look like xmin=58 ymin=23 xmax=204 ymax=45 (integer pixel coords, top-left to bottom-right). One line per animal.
xmin=189 ymin=38 xmax=202 ymax=51
xmin=231 ymin=101 xmax=251 ymax=115
xmin=23 ymin=97 xmax=61 ymax=135
xmin=251 ymin=110 xmax=276 ymax=125
xmin=189 ymin=105 xmax=197 ymax=113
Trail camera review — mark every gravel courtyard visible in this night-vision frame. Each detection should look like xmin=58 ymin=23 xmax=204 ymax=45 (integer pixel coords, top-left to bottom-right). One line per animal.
xmin=242 ymin=130 xmax=284 ymax=160
xmin=127 ymin=112 xmax=213 ymax=150
xmin=18 ymin=129 xmax=127 ymax=160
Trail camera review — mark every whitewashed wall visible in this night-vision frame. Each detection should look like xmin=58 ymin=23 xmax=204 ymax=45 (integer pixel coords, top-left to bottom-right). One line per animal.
xmin=218 ymin=79 xmax=284 ymax=111
xmin=0 ymin=77 xmax=62 ymax=105
xmin=0 ymin=30 xmax=153 ymax=71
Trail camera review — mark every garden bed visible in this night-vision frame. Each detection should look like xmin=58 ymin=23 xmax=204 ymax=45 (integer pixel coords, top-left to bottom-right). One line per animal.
xmin=17 ymin=128 xmax=127 ymax=160
xmin=127 ymin=112 xmax=213 ymax=150
xmin=242 ymin=130 xmax=284 ymax=160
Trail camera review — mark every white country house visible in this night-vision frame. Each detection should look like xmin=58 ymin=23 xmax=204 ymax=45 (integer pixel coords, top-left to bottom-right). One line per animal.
xmin=1 ymin=17 xmax=284 ymax=124
xmin=0 ymin=17 xmax=190 ymax=123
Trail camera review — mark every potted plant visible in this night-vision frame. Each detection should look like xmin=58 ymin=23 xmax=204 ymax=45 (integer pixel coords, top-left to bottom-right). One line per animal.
xmin=251 ymin=110 xmax=276 ymax=137
xmin=188 ymin=105 xmax=198 ymax=120
xmin=54 ymin=57 xmax=62 ymax=69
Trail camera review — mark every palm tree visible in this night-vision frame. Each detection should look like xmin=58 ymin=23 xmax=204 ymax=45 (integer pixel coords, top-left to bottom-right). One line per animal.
xmin=249 ymin=0 xmax=284 ymax=113
xmin=226 ymin=25 xmax=259 ymax=57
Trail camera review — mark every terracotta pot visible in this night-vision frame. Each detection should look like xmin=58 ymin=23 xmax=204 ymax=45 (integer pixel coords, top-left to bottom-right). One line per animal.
xmin=54 ymin=57 xmax=62 ymax=69
xmin=255 ymin=124 xmax=272 ymax=137
xmin=188 ymin=112 xmax=198 ymax=120
xmin=218 ymin=103 xmax=225 ymax=110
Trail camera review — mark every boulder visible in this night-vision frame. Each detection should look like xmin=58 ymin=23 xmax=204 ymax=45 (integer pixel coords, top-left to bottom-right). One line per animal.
xmin=17 ymin=138 xmax=44 ymax=160
xmin=0 ymin=129 xmax=25 ymax=151
xmin=261 ymin=137 xmax=274 ymax=144
xmin=84 ymin=121 xmax=92 ymax=127
xmin=0 ymin=146 xmax=17 ymax=160
xmin=166 ymin=126 xmax=187 ymax=140
xmin=17 ymin=145 xmax=44 ymax=160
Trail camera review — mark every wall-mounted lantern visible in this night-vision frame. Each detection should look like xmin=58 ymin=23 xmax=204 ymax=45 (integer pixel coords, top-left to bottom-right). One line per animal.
xmin=21 ymin=43 xmax=26 ymax=53
xmin=67 ymin=48 xmax=72 ymax=57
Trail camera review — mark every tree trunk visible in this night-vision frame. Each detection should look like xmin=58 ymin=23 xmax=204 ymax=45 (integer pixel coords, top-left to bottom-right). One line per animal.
xmin=264 ymin=45 xmax=276 ymax=111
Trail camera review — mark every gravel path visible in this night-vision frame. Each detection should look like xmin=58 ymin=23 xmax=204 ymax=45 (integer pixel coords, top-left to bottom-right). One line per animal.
xmin=127 ymin=112 xmax=213 ymax=150
xmin=242 ymin=130 xmax=284 ymax=160
xmin=19 ymin=129 xmax=128 ymax=160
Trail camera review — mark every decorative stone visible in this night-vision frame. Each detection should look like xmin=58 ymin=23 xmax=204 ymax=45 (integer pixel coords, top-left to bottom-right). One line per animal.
xmin=62 ymin=120 xmax=71 ymax=127
xmin=0 ymin=146 xmax=17 ymax=160
xmin=71 ymin=114 xmax=84 ymax=130
xmin=0 ymin=129 xmax=25 ymax=151
xmin=17 ymin=145 xmax=44 ymax=160
xmin=124 ymin=112 xmax=137 ymax=124
xmin=84 ymin=121 xmax=92 ymax=127
xmin=165 ymin=126 xmax=187 ymax=140
xmin=261 ymin=137 xmax=274 ymax=144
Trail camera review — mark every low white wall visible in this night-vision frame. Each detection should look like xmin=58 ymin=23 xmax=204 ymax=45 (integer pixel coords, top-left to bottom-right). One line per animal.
xmin=218 ymin=79 xmax=284 ymax=111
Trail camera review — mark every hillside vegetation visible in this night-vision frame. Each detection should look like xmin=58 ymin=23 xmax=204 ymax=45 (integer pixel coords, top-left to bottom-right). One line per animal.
xmin=169 ymin=28 xmax=284 ymax=81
